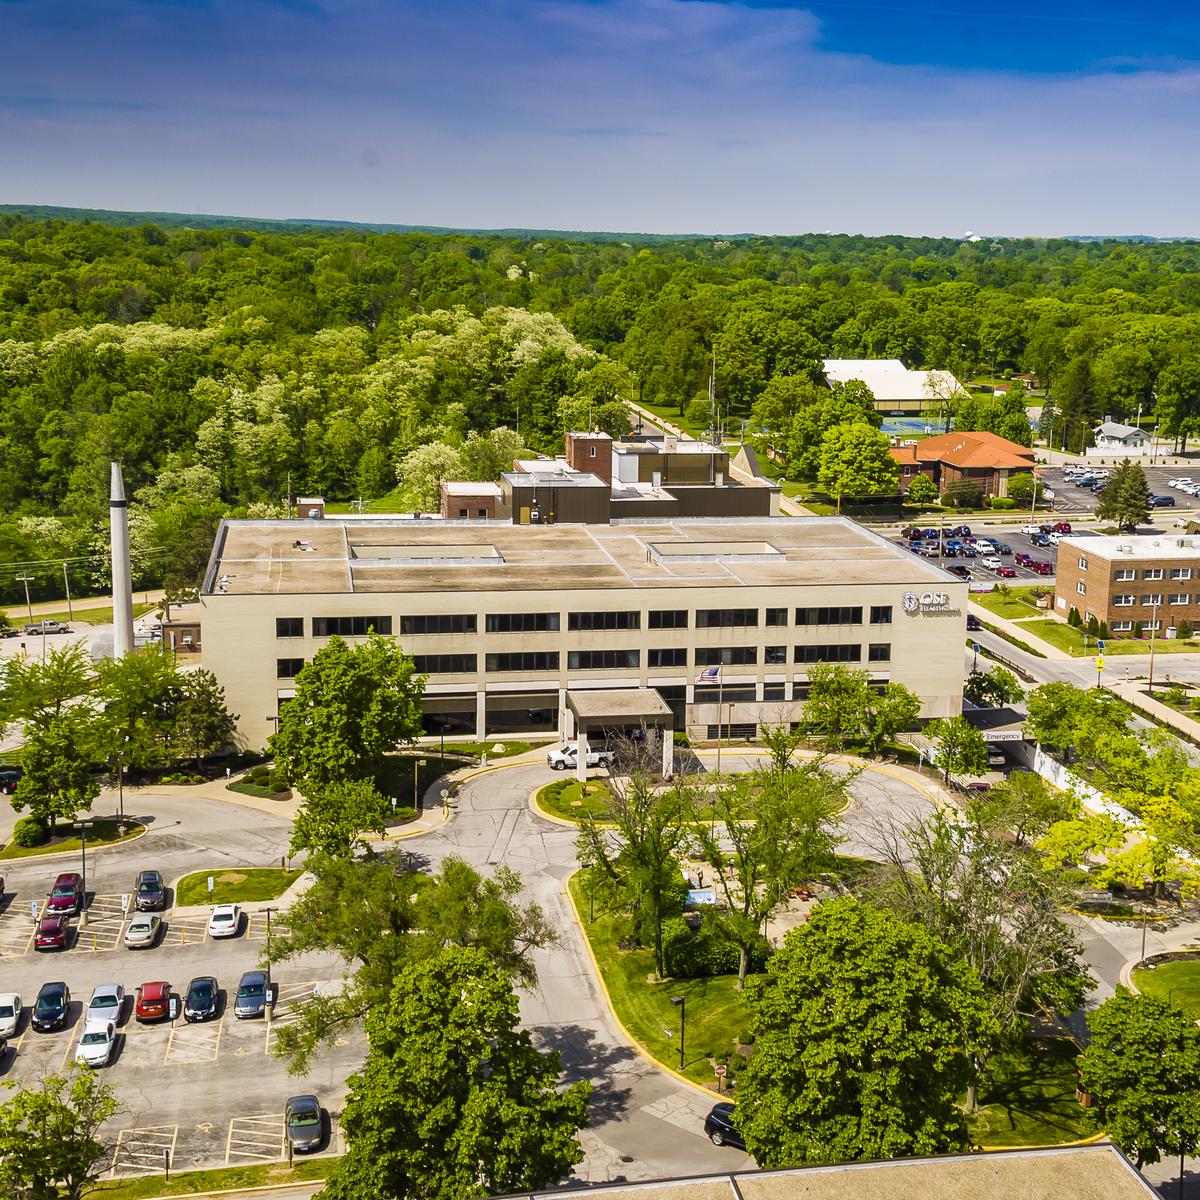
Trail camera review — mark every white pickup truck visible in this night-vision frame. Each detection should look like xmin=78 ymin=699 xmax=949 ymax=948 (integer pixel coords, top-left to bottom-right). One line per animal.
xmin=547 ymin=745 xmax=616 ymax=771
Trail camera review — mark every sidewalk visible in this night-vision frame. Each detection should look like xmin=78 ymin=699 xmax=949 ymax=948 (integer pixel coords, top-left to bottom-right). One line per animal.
xmin=1108 ymin=679 xmax=1200 ymax=743
xmin=968 ymin=602 xmax=1075 ymax=662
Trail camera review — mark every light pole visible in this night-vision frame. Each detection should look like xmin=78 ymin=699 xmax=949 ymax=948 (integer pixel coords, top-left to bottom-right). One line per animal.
xmin=413 ymin=758 xmax=427 ymax=810
xmin=1149 ymin=599 xmax=1162 ymax=692
xmin=75 ymin=819 xmax=95 ymax=925
xmin=263 ymin=907 xmax=275 ymax=1001
xmin=670 ymin=995 xmax=686 ymax=1070
xmin=16 ymin=573 xmax=33 ymax=626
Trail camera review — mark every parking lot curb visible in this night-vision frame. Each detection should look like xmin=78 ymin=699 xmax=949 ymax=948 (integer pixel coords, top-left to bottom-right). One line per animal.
xmin=0 ymin=819 xmax=148 ymax=865
xmin=121 ymin=1182 xmax=327 ymax=1200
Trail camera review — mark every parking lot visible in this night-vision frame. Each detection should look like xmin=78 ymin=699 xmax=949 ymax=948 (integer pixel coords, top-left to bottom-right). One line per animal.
xmin=1042 ymin=464 xmax=1200 ymax=514
xmin=0 ymin=879 xmax=357 ymax=1178
xmin=893 ymin=527 xmax=1061 ymax=583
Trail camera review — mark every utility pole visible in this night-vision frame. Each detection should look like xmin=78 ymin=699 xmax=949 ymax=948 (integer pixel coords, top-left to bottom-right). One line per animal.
xmin=16 ymin=574 xmax=33 ymax=624
xmin=62 ymin=563 xmax=73 ymax=620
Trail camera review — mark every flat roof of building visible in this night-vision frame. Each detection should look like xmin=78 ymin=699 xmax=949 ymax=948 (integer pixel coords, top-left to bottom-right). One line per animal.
xmin=823 ymin=358 xmax=965 ymax=403
xmin=517 ymin=1145 xmax=1154 ymax=1200
xmin=442 ymin=481 xmax=503 ymax=497
xmin=204 ymin=516 xmax=959 ymax=597
xmin=1061 ymin=533 xmax=1200 ymax=562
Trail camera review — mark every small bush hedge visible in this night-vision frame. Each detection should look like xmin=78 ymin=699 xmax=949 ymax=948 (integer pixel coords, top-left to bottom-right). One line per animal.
xmin=267 ymin=771 xmax=289 ymax=792
xmin=662 ymin=915 xmax=770 ymax=978
xmin=12 ymin=816 xmax=49 ymax=847
xmin=989 ymin=497 xmax=1016 ymax=509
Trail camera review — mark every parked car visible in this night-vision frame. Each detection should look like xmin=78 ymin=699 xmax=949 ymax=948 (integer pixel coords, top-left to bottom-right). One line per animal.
xmin=1015 ymin=552 xmax=1034 ymax=567
xmin=1151 ymin=495 xmax=1177 ymax=508
xmin=22 ymin=620 xmax=70 ymax=636
xmin=980 ymin=556 xmax=1003 ymax=571
xmin=46 ymin=872 xmax=83 ymax=916
xmin=75 ymin=1020 xmax=116 ymax=1068
xmin=207 ymin=903 xmax=242 ymax=939
xmin=234 ymin=970 xmax=269 ymax=1020
xmin=546 ymin=746 xmax=616 ymax=771
xmin=994 ymin=564 xmax=1017 ymax=578
xmin=919 ymin=542 xmax=942 ymax=558
xmin=123 ymin=913 xmax=162 ymax=949
xmin=134 ymin=981 xmax=172 ymax=1022
xmin=86 ymin=983 xmax=124 ymax=1026
xmin=949 ymin=524 xmax=973 ymax=537
xmin=1169 ymin=478 xmax=1193 ymax=488
xmin=32 ymin=981 xmax=70 ymax=1031
xmin=1053 ymin=522 xmax=1072 ymax=533
xmin=1029 ymin=560 xmax=1054 ymax=575
xmin=35 ymin=915 xmax=69 ymax=951
xmin=0 ymin=768 xmax=22 ymax=795
xmin=966 ymin=614 xmax=982 ymax=631
xmin=134 ymin=869 xmax=166 ymax=912
xmin=184 ymin=976 xmax=219 ymax=1023
xmin=703 ymin=1102 xmax=745 ymax=1150
xmin=959 ymin=542 xmax=977 ymax=557
xmin=996 ymin=542 xmax=1013 ymax=555
xmin=901 ymin=527 xmax=921 ymax=540
xmin=947 ymin=564 xmax=971 ymax=579
xmin=285 ymin=1095 xmax=324 ymax=1153
xmin=0 ymin=992 xmax=21 ymax=1038
xmin=986 ymin=744 xmax=1007 ymax=767
xmin=1029 ymin=533 xmax=1051 ymax=547
xmin=1020 ymin=524 xmax=1042 ymax=535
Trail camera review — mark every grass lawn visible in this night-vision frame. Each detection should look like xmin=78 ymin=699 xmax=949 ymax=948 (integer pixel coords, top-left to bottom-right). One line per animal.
xmin=970 ymin=586 xmax=1047 ymax=621
xmin=175 ymin=867 xmax=302 ymax=906
xmin=324 ymin=488 xmax=408 ymax=515
xmin=1132 ymin=956 xmax=1200 ymax=1020
xmin=92 ymin=1158 xmax=338 ymax=1198
xmin=0 ymin=817 xmax=145 ymax=861
xmin=6 ymin=601 xmax=156 ymax=628
xmin=226 ymin=778 xmax=290 ymax=800
xmin=568 ymin=875 xmax=749 ymax=1087
xmin=966 ymin=1039 xmax=1092 ymax=1148
xmin=538 ymin=779 xmax=615 ymax=821
xmin=633 ymin=398 xmax=711 ymax=440
xmin=1022 ymin=619 xmax=1200 ymax=657
xmin=438 ymin=739 xmax=550 ymax=759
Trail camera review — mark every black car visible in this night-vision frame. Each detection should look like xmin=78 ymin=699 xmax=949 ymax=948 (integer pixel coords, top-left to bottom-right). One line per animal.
xmin=234 ymin=970 xmax=268 ymax=1020
xmin=184 ymin=976 xmax=219 ymax=1023
xmin=966 ymin=614 xmax=982 ymax=631
xmin=134 ymin=869 xmax=166 ymax=912
xmin=32 ymin=981 xmax=70 ymax=1032
xmin=947 ymin=564 xmax=971 ymax=579
xmin=1030 ymin=533 xmax=1051 ymax=547
xmin=1151 ymin=495 xmax=1177 ymax=508
xmin=996 ymin=543 xmax=1013 ymax=555
xmin=704 ymin=1102 xmax=745 ymax=1149
xmin=285 ymin=1094 xmax=324 ymax=1153
xmin=0 ymin=768 xmax=22 ymax=795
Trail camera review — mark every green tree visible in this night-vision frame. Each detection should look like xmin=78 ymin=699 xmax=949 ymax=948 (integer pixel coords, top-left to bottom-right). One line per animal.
xmin=925 ymin=715 xmax=988 ymax=781
xmin=13 ymin=709 xmax=101 ymax=831
xmin=736 ymin=898 xmax=996 ymax=1167
xmin=817 ymin=422 xmax=898 ymax=513
xmin=1096 ymin=459 xmax=1151 ymax=531
xmin=1156 ymin=356 xmax=1200 ymax=455
xmin=322 ymin=947 xmax=589 ymax=1200
xmin=395 ymin=441 xmax=465 ymax=512
xmin=576 ymin=757 xmax=697 ymax=979
xmin=691 ymin=759 xmax=845 ymax=985
xmin=291 ymin=778 xmax=394 ymax=858
xmin=270 ymin=633 xmax=426 ymax=789
xmin=0 ymin=1069 xmax=118 ymax=1200
xmin=801 ymin=662 xmax=920 ymax=752
xmin=267 ymin=852 xmax=553 ymax=1071
xmin=94 ymin=642 xmax=182 ymax=771
xmin=905 ymin=472 xmax=938 ymax=504
xmin=1081 ymin=988 xmax=1200 ymax=1168
xmin=171 ymin=668 xmax=238 ymax=768
xmin=1005 ymin=472 xmax=1042 ymax=504
xmin=787 ymin=380 xmax=880 ymax=477
xmin=976 ymin=768 xmax=1078 ymax=847
xmin=1 ymin=642 xmax=92 ymax=725
xmin=963 ymin=665 xmax=1024 ymax=708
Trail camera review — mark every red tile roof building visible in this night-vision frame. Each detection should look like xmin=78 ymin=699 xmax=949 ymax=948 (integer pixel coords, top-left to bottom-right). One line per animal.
xmin=891 ymin=431 xmax=1036 ymax=498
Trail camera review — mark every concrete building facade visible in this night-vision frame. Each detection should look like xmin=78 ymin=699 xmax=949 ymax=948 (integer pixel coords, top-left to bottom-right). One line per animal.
xmin=199 ymin=517 xmax=966 ymax=751
xmin=1055 ymin=534 xmax=1200 ymax=636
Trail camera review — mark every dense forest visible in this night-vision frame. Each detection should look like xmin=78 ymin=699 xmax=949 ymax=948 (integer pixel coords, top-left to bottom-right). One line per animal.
xmin=2 ymin=211 xmax=1200 ymax=601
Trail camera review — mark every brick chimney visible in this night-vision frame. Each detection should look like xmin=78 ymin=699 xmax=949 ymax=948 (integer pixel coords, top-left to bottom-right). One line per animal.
xmin=565 ymin=430 xmax=613 ymax=485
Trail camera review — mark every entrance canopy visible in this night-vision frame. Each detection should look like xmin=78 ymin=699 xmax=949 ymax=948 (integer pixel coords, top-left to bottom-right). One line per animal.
xmin=564 ymin=688 xmax=674 ymax=781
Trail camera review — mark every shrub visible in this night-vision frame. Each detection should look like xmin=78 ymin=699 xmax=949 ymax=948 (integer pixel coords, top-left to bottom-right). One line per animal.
xmin=672 ymin=730 xmax=690 ymax=746
xmin=905 ymin=474 xmax=938 ymax=504
xmin=989 ymin=496 xmax=1016 ymax=510
xmin=662 ymin=915 xmax=770 ymax=979
xmin=1098 ymin=621 xmax=1109 ymax=639
xmin=1068 ymin=607 xmax=1082 ymax=628
xmin=942 ymin=479 xmax=984 ymax=508
xmin=12 ymin=816 xmax=49 ymax=847
xmin=267 ymin=771 xmax=289 ymax=793
xmin=249 ymin=765 xmax=271 ymax=782
xmin=1134 ymin=620 xmax=1145 ymax=638
xmin=1086 ymin=614 xmax=1100 ymax=637
xmin=1180 ymin=619 xmax=1193 ymax=640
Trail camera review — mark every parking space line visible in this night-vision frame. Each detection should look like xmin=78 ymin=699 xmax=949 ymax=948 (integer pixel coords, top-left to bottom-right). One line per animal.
xmin=160 ymin=917 xmax=208 ymax=948
xmin=0 ymin=911 xmax=34 ymax=957
xmin=265 ymin=980 xmax=321 ymax=1054
xmin=58 ymin=1033 xmax=76 ymax=1072
xmin=225 ymin=1114 xmax=285 ymax=1164
xmin=110 ymin=1125 xmax=178 ymax=1176
xmin=164 ymin=1019 xmax=222 ymax=1065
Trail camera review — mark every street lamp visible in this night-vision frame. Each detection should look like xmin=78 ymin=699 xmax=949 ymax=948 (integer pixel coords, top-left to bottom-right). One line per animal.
xmin=670 ymin=995 xmax=686 ymax=1070
xmin=75 ymin=819 xmax=95 ymax=925
xmin=263 ymin=907 xmax=276 ymax=1002
xmin=413 ymin=758 xmax=427 ymax=810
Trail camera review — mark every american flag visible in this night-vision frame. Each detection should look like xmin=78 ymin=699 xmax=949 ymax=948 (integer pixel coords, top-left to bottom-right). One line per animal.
xmin=695 ymin=665 xmax=721 ymax=683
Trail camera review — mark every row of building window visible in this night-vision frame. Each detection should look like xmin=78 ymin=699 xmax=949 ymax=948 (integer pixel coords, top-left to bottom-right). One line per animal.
xmin=277 ymin=605 xmax=896 ymax=639
xmin=277 ymin=643 xmax=893 ymax=678
xmin=1110 ymin=593 xmax=1192 ymax=607
xmin=1108 ymin=567 xmax=1193 ymax=582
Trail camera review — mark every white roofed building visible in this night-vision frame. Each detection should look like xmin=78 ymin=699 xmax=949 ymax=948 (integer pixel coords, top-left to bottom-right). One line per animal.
xmin=823 ymin=358 xmax=967 ymax=415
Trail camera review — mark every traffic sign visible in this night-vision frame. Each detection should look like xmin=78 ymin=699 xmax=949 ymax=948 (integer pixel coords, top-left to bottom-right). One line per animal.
xmin=207 ymin=875 xmax=214 ymax=898
xmin=1096 ymin=656 xmax=1105 ymax=669
xmin=715 ymin=1064 xmax=727 ymax=1078
xmin=972 ymin=642 xmax=980 ymax=654
xmin=1098 ymin=640 xmax=1105 ymax=651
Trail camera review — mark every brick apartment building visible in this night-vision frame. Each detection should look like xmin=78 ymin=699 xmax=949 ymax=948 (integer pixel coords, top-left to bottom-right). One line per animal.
xmin=891 ymin=431 xmax=1036 ymax=499
xmin=1054 ymin=534 xmax=1200 ymax=636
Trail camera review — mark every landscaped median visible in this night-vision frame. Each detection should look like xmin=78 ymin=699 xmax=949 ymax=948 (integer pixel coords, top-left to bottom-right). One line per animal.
xmin=1132 ymin=953 xmax=1200 ymax=1021
xmin=91 ymin=1156 xmax=338 ymax=1199
xmin=175 ymin=867 xmax=302 ymax=906
xmin=0 ymin=817 xmax=146 ymax=861
xmin=566 ymin=874 xmax=1095 ymax=1148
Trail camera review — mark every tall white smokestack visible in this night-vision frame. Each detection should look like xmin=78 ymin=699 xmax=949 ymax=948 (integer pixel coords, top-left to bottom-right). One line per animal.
xmin=110 ymin=462 xmax=135 ymax=658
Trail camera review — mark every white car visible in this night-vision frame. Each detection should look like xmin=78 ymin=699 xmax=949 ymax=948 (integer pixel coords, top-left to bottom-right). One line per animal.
xmin=1020 ymin=524 xmax=1042 ymax=535
xmin=0 ymin=993 xmax=22 ymax=1038
xmin=123 ymin=913 xmax=162 ymax=949
xmin=980 ymin=556 xmax=1004 ymax=571
xmin=75 ymin=1020 xmax=116 ymax=1068
xmin=546 ymin=746 xmax=616 ymax=771
xmin=1170 ymin=478 xmax=1193 ymax=488
xmin=1047 ymin=531 xmax=1063 ymax=545
xmin=207 ymin=904 xmax=242 ymax=939
xmin=86 ymin=983 xmax=124 ymax=1025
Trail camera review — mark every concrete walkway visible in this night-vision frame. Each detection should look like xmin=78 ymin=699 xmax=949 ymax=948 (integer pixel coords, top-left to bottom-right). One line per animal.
xmin=1109 ymin=680 xmax=1200 ymax=742
xmin=968 ymin=601 xmax=1075 ymax=661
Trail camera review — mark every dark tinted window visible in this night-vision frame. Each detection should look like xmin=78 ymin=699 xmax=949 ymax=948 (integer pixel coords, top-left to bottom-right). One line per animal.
xmin=485 ymin=652 xmax=559 ymax=672
xmin=399 ymin=614 xmax=477 ymax=635
xmin=567 ymin=649 xmax=639 ymax=670
xmin=411 ymin=654 xmax=477 ymax=674
xmin=870 ymin=605 xmax=893 ymax=625
xmin=765 ymin=608 xmax=788 ymax=626
xmin=648 ymin=648 xmax=687 ymax=668
xmin=695 ymin=647 xmax=757 ymax=665
xmin=312 ymin=616 xmax=392 ymax=637
xmin=277 ymin=658 xmax=304 ymax=679
xmin=276 ymin=617 xmax=303 ymax=638
xmin=794 ymin=644 xmax=862 ymax=663
xmin=567 ymin=611 xmax=640 ymax=631
xmin=648 ymin=610 xmax=688 ymax=629
xmin=795 ymin=607 xmax=862 ymax=626
xmin=695 ymin=609 xmax=758 ymax=628
xmin=868 ymin=643 xmax=891 ymax=662
xmin=485 ymin=613 xmax=560 ymax=632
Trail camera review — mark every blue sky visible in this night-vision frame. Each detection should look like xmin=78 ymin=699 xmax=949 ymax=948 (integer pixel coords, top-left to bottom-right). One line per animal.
xmin=1 ymin=0 xmax=1198 ymax=236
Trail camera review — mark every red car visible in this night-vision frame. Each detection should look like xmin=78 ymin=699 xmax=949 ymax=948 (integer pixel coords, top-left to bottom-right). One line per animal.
xmin=34 ymin=915 xmax=68 ymax=951
xmin=995 ymin=565 xmax=1018 ymax=578
xmin=46 ymin=872 xmax=83 ymax=916
xmin=1030 ymin=560 xmax=1054 ymax=575
xmin=1014 ymin=552 xmax=1034 ymax=567
xmin=135 ymin=981 xmax=172 ymax=1022
xmin=1054 ymin=522 xmax=1072 ymax=534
